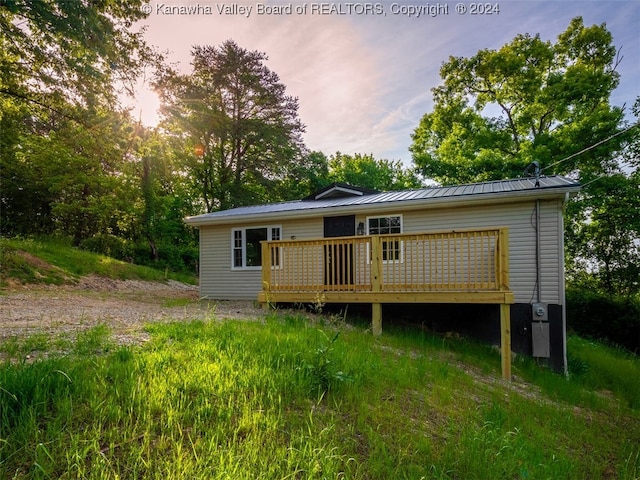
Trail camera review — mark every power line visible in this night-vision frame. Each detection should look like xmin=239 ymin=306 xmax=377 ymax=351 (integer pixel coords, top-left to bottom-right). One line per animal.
xmin=541 ymin=121 xmax=640 ymax=173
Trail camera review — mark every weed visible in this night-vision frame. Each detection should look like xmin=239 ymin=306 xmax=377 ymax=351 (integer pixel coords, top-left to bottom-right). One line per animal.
xmin=311 ymin=291 xmax=326 ymax=314
xmin=297 ymin=330 xmax=353 ymax=397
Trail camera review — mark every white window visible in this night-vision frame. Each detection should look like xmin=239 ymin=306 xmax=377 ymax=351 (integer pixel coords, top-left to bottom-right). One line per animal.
xmin=232 ymin=226 xmax=282 ymax=269
xmin=367 ymin=215 xmax=403 ymax=262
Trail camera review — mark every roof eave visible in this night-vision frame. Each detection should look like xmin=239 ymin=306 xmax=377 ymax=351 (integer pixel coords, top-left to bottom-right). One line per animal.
xmin=184 ymin=184 xmax=580 ymax=227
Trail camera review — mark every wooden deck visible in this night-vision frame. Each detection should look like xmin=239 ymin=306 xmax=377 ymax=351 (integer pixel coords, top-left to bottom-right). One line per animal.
xmin=259 ymin=227 xmax=515 ymax=380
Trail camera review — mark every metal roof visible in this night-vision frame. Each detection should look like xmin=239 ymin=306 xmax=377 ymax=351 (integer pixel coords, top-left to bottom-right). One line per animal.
xmin=185 ymin=176 xmax=580 ymax=225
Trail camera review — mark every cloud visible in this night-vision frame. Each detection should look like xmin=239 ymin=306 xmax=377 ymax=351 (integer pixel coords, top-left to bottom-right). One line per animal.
xmin=134 ymin=1 xmax=640 ymax=164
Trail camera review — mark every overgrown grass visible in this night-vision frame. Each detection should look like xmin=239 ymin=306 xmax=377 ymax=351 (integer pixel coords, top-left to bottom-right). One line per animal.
xmin=1 ymin=317 xmax=638 ymax=479
xmin=0 ymin=237 xmax=196 ymax=286
xmin=566 ymin=336 xmax=640 ymax=409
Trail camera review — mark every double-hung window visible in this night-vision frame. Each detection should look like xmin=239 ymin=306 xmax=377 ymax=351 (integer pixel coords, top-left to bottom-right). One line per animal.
xmin=232 ymin=226 xmax=281 ymax=269
xmin=367 ymin=215 xmax=403 ymax=262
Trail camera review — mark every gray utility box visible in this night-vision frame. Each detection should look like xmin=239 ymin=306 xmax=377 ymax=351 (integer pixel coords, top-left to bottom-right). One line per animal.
xmin=531 ymin=303 xmax=550 ymax=358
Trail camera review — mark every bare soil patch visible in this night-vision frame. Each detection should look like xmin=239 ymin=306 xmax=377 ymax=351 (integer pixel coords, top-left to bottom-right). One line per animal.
xmin=0 ymin=275 xmax=266 ymax=347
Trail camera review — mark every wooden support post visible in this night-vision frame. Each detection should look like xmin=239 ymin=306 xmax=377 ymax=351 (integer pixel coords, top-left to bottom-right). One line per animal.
xmin=500 ymin=303 xmax=511 ymax=381
xmin=372 ymin=303 xmax=382 ymax=336
xmin=498 ymin=228 xmax=510 ymax=291
xmin=261 ymin=241 xmax=271 ymax=309
xmin=371 ymin=236 xmax=383 ymax=335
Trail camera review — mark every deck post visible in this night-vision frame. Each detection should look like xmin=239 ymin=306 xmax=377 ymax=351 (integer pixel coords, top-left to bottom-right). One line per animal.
xmin=371 ymin=236 xmax=383 ymax=335
xmin=261 ymin=241 xmax=271 ymax=310
xmin=372 ymin=303 xmax=382 ymax=336
xmin=500 ymin=303 xmax=512 ymax=381
xmin=498 ymin=227 xmax=510 ymax=290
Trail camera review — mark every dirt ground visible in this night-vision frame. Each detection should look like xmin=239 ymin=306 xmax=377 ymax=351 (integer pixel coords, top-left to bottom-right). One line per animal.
xmin=0 ymin=275 xmax=267 ymax=347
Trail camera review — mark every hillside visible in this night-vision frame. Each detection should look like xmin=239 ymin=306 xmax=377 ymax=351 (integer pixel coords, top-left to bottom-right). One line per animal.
xmin=0 ymin=237 xmax=196 ymax=288
xmin=0 ymin=237 xmax=639 ymax=478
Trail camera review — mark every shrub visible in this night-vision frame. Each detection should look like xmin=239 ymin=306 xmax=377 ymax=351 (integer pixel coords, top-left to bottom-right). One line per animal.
xmin=79 ymin=234 xmax=131 ymax=260
xmin=566 ymin=286 xmax=640 ymax=354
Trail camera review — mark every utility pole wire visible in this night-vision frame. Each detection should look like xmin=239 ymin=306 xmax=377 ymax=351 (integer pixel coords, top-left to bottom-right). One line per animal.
xmin=541 ymin=121 xmax=640 ymax=173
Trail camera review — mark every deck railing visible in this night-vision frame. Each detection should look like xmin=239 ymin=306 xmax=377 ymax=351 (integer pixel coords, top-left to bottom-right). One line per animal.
xmin=260 ymin=227 xmax=510 ymax=297
xmin=260 ymin=226 xmax=514 ymax=381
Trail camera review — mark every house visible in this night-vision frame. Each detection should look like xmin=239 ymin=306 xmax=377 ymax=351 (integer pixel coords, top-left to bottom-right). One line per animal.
xmin=185 ymin=176 xmax=580 ymax=377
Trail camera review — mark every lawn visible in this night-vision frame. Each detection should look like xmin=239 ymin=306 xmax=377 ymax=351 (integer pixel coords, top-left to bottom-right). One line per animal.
xmin=1 ymin=313 xmax=638 ymax=479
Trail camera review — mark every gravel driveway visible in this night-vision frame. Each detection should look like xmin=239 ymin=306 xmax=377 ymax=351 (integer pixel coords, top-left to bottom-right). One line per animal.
xmin=0 ymin=275 xmax=266 ymax=347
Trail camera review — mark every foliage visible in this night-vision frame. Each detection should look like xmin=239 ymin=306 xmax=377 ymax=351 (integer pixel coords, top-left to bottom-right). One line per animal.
xmin=566 ymin=171 xmax=640 ymax=296
xmin=295 ymin=330 xmax=353 ymax=396
xmin=409 ymin=16 xmax=639 ymax=298
xmin=566 ymin=284 xmax=640 ymax=354
xmin=410 ymin=16 xmax=624 ymax=184
xmin=154 ymin=40 xmax=308 ymax=211
xmin=0 ymin=319 xmax=638 ymax=479
xmin=0 ymin=237 xmax=196 ymax=286
xmin=0 ymin=0 xmax=181 ymax=255
xmin=326 ymin=152 xmax=423 ymax=190
xmin=0 ymin=0 xmax=151 ymax=112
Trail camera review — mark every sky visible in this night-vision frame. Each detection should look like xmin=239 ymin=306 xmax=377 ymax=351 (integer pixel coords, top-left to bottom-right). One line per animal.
xmin=130 ymin=0 xmax=640 ymax=166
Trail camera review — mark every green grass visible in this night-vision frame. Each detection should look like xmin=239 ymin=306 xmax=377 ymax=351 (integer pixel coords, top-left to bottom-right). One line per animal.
xmin=1 ymin=315 xmax=638 ymax=479
xmin=0 ymin=237 xmax=196 ymax=286
xmin=566 ymin=336 xmax=640 ymax=409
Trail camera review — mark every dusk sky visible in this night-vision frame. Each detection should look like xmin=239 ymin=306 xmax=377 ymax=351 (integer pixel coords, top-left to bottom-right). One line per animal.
xmin=131 ymin=0 xmax=640 ymax=166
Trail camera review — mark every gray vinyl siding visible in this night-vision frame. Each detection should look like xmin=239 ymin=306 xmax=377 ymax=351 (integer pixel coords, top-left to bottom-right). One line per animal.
xmin=199 ymin=199 xmax=564 ymax=304
xmin=199 ymin=217 xmax=322 ymax=299
xmin=376 ymin=199 xmax=561 ymax=304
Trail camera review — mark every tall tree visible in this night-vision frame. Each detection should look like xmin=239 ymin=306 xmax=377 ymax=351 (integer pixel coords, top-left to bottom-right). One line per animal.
xmin=0 ymin=0 xmax=154 ymax=238
xmin=154 ymin=40 xmax=307 ymax=211
xmin=410 ymin=17 xmax=624 ymax=184
xmin=15 ymin=109 xmax=137 ymax=244
xmin=565 ymin=172 xmax=640 ymax=296
xmin=565 ymin=99 xmax=640 ymax=296
xmin=0 ymin=0 xmax=150 ymax=113
xmin=128 ymin=126 xmax=199 ymax=263
xmin=327 ymin=152 xmax=423 ymax=191
xmin=409 ymin=17 xmax=639 ymax=296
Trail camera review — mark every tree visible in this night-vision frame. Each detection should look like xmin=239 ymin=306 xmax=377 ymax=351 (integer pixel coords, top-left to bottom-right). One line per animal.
xmin=566 ymin=172 xmax=640 ymax=296
xmin=129 ymin=126 xmax=199 ymax=264
xmin=0 ymin=0 xmax=150 ymax=113
xmin=565 ymin=100 xmax=640 ymax=296
xmin=154 ymin=40 xmax=307 ymax=212
xmin=0 ymin=0 xmax=154 ymax=238
xmin=410 ymin=17 xmax=624 ymax=184
xmin=327 ymin=152 xmax=423 ymax=191
xmin=409 ymin=17 xmax=639 ymax=297
xmin=272 ymin=150 xmax=330 ymax=200
xmin=9 ymin=108 xmax=138 ymax=244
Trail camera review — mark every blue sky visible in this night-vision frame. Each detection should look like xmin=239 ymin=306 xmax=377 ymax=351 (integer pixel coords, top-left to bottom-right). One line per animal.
xmin=133 ymin=0 xmax=640 ymax=166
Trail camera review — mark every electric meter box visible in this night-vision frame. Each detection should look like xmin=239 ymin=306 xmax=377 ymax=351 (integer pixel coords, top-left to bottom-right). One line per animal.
xmin=531 ymin=302 xmax=548 ymax=321
xmin=531 ymin=321 xmax=550 ymax=358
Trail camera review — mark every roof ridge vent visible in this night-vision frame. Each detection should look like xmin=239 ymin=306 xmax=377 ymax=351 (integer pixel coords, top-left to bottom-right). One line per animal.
xmin=303 ymin=183 xmax=379 ymax=201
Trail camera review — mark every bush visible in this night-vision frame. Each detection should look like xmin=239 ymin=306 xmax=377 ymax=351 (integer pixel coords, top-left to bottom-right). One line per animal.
xmin=566 ymin=286 xmax=640 ymax=354
xmin=79 ymin=235 xmax=198 ymax=275
xmin=79 ymin=234 xmax=131 ymax=260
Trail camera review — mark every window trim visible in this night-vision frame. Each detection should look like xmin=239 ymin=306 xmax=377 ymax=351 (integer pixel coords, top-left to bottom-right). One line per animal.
xmin=365 ymin=214 xmax=404 ymax=264
xmin=231 ymin=225 xmax=282 ymax=270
